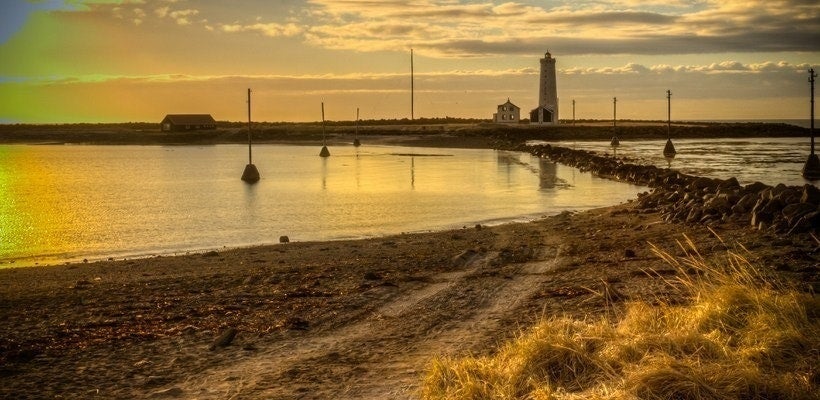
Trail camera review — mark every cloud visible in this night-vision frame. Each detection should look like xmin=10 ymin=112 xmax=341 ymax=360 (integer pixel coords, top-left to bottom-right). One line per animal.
xmin=562 ymin=60 xmax=810 ymax=75
xmin=219 ymin=22 xmax=303 ymax=37
xmin=168 ymin=8 xmax=198 ymax=25
xmin=26 ymin=0 xmax=817 ymax=58
xmin=154 ymin=6 xmax=169 ymax=18
xmin=299 ymin=0 xmax=819 ymax=57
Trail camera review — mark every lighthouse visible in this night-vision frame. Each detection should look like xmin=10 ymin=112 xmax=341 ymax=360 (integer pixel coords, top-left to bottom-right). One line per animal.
xmin=530 ymin=52 xmax=558 ymax=125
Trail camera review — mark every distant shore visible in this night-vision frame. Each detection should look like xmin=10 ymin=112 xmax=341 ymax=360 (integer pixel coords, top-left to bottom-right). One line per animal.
xmin=0 ymin=120 xmax=810 ymax=147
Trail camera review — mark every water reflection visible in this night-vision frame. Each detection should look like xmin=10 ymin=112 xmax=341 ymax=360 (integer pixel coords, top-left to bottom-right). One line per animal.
xmin=0 ymin=144 xmax=646 ymax=266
xmin=321 ymin=157 xmax=328 ymax=190
xmin=664 ymin=155 xmax=675 ymax=169
xmin=410 ymin=156 xmax=415 ymax=189
xmin=539 ymin=159 xmax=558 ymax=189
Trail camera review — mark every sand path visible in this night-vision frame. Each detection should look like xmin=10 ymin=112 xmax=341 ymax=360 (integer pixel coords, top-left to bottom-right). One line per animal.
xmin=158 ymin=244 xmax=561 ymax=399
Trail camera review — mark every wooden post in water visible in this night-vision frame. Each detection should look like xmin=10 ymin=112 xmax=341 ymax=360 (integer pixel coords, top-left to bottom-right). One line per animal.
xmin=803 ymin=68 xmax=819 ymax=180
xmin=241 ymin=88 xmax=260 ymax=183
xmin=353 ymin=107 xmax=361 ymax=147
xmin=610 ymin=97 xmax=620 ymax=155
xmin=664 ymin=89 xmax=677 ymax=160
xmin=319 ymin=102 xmax=331 ymax=157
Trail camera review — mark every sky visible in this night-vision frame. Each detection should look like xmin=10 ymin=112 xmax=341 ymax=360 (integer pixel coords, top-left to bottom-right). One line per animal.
xmin=0 ymin=0 xmax=818 ymax=123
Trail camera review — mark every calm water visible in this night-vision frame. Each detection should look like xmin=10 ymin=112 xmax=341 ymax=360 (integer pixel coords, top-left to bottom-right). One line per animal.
xmin=532 ymin=137 xmax=818 ymax=187
xmin=0 ymin=144 xmax=645 ymax=266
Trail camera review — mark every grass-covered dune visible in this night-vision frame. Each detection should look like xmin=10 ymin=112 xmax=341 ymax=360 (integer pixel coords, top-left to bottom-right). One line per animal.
xmin=422 ymin=238 xmax=819 ymax=400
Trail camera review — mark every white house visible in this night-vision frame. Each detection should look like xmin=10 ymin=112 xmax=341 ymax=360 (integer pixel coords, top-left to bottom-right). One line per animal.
xmin=493 ymin=99 xmax=520 ymax=124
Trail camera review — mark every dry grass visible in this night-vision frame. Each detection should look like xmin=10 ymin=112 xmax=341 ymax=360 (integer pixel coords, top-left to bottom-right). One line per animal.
xmin=421 ymin=236 xmax=819 ymax=399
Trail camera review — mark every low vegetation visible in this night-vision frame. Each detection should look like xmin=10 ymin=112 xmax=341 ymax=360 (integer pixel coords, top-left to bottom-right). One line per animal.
xmin=422 ymin=236 xmax=818 ymax=399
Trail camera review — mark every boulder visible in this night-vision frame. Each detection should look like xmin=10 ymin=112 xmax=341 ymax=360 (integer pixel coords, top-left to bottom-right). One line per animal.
xmin=743 ymin=181 xmax=770 ymax=195
xmin=801 ymin=184 xmax=820 ymax=205
xmin=690 ymin=177 xmax=717 ymax=191
xmin=788 ymin=211 xmax=820 ymax=234
xmin=782 ymin=203 xmax=816 ymax=224
xmin=718 ymin=177 xmax=740 ymax=189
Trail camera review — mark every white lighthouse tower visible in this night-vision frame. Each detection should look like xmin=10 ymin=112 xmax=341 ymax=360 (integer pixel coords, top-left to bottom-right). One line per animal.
xmin=530 ymin=51 xmax=558 ymax=124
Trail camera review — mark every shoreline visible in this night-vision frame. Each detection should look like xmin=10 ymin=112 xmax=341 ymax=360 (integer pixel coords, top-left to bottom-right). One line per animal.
xmin=0 ymin=121 xmax=809 ymax=146
xmin=1 ymin=201 xmax=816 ymax=398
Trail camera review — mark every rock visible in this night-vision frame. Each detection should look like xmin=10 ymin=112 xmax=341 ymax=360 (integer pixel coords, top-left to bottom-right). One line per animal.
xmin=475 ymin=223 xmax=483 ymax=230
xmin=202 ymin=251 xmax=219 ymax=257
xmin=782 ymin=203 xmax=815 ymax=224
xmin=704 ymin=196 xmax=731 ymax=214
xmin=736 ymin=193 xmax=758 ymax=210
xmin=776 ymin=187 xmax=801 ymax=204
xmin=209 ymin=327 xmax=237 ymax=350
xmin=788 ymin=211 xmax=820 ymax=234
xmin=761 ymin=197 xmax=785 ymax=215
xmin=624 ymin=249 xmax=636 ymax=258
xmin=718 ymin=177 xmax=740 ymax=189
xmin=689 ymin=177 xmax=716 ymax=191
xmin=279 ymin=235 xmax=290 ymax=243
xmin=751 ymin=209 xmax=772 ymax=227
xmin=686 ymin=207 xmax=703 ymax=223
xmin=743 ymin=181 xmax=770 ymax=195
xmin=771 ymin=183 xmax=788 ymax=197
xmin=801 ymin=184 xmax=820 ymax=205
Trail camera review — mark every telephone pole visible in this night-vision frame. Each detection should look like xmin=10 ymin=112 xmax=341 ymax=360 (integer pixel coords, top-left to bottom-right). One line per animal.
xmin=410 ymin=48 xmax=414 ymax=121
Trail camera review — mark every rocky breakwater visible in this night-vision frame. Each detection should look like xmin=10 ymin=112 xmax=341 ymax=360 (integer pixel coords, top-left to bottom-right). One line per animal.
xmin=521 ymin=143 xmax=820 ymax=235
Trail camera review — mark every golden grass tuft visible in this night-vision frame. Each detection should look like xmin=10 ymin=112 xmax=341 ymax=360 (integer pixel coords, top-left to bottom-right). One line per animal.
xmin=421 ymin=236 xmax=819 ymax=399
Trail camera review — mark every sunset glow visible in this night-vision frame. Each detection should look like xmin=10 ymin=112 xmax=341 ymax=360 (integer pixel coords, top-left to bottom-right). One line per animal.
xmin=1 ymin=0 xmax=818 ymax=123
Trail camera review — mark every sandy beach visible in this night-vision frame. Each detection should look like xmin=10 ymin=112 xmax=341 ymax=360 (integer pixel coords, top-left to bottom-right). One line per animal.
xmin=0 ymin=130 xmax=817 ymax=399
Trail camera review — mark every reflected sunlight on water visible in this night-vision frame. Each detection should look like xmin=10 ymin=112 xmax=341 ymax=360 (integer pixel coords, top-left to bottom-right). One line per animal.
xmin=0 ymin=144 xmax=646 ymax=267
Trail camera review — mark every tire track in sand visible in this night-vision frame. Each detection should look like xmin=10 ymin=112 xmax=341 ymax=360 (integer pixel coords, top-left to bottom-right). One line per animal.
xmin=157 ymin=250 xmax=560 ymax=399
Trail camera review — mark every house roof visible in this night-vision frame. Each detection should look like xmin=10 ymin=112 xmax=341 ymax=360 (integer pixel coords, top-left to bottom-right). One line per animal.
xmin=498 ymin=99 xmax=519 ymax=108
xmin=161 ymin=114 xmax=216 ymax=125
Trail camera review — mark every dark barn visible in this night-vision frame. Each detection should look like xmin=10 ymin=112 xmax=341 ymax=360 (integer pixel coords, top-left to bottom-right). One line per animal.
xmin=160 ymin=114 xmax=217 ymax=132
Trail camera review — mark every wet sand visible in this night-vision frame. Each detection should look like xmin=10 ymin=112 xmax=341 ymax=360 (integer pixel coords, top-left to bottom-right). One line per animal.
xmin=0 ymin=131 xmax=817 ymax=399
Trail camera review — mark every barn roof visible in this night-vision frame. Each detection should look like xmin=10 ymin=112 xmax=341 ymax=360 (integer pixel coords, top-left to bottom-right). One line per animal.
xmin=161 ymin=114 xmax=216 ymax=125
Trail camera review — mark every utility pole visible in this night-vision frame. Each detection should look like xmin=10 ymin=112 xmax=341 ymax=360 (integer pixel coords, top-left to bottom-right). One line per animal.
xmin=572 ymin=99 xmax=576 ymax=125
xmin=411 ymin=48 xmax=414 ymax=121
xmin=802 ymin=68 xmax=819 ymax=180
